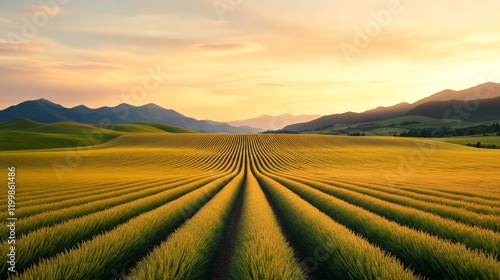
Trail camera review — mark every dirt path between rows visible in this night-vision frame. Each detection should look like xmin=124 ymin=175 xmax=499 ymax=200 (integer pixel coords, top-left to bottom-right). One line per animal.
xmin=210 ymin=174 xmax=247 ymax=280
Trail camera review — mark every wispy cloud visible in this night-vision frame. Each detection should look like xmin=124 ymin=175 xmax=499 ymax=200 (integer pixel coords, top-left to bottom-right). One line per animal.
xmin=0 ymin=17 xmax=13 ymax=24
xmin=55 ymin=62 xmax=127 ymax=71
xmin=190 ymin=42 xmax=262 ymax=55
xmin=21 ymin=5 xmax=63 ymax=16
xmin=0 ymin=39 xmax=48 ymax=56
xmin=343 ymin=30 xmax=500 ymax=64
xmin=1 ymin=1 xmax=500 ymax=119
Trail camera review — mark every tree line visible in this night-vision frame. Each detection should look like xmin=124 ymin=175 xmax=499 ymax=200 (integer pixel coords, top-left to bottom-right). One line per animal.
xmin=398 ymin=123 xmax=500 ymax=138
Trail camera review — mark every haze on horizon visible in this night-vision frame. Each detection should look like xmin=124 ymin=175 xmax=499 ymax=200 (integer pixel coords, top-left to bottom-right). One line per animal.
xmin=1 ymin=0 xmax=500 ymax=121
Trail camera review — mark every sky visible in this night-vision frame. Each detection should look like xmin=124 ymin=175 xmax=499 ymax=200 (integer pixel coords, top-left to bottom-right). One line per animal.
xmin=1 ymin=0 xmax=500 ymax=121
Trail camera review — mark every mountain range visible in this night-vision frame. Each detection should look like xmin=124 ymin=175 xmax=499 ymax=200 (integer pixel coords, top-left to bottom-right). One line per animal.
xmin=284 ymin=82 xmax=500 ymax=131
xmin=0 ymin=99 xmax=261 ymax=133
xmin=2 ymin=82 xmax=499 ymax=133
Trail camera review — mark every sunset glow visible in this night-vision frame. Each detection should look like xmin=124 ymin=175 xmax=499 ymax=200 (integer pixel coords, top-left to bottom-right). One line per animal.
xmin=1 ymin=0 xmax=500 ymax=121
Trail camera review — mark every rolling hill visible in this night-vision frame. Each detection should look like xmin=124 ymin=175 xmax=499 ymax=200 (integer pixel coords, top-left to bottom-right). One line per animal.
xmin=306 ymin=115 xmax=498 ymax=136
xmin=0 ymin=118 xmax=194 ymax=151
xmin=405 ymin=96 xmax=500 ymax=121
xmin=284 ymin=102 xmax=413 ymax=132
xmin=0 ymin=99 xmax=260 ymax=133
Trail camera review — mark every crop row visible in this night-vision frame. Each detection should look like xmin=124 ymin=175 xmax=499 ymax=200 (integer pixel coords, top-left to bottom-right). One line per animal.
xmin=4 ymin=136 xmax=244 ymax=275
xmin=7 ymin=134 xmax=500 ymax=280
xmin=14 ymin=170 xmax=239 ymax=280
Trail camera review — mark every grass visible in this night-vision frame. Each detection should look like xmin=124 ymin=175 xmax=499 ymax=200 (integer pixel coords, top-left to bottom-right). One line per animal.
xmin=314 ymin=115 xmax=500 ymax=136
xmin=13 ymin=170 xmax=239 ymax=280
xmin=1 ymin=134 xmax=499 ymax=279
xmin=263 ymin=172 xmax=500 ymax=279
xmin=227 ymin=159 xmax=305 ymax=279
xmin=378 ymin=115 xmax=479 ymax=128
xmin=15 ymin=177 xmax=200 ymax=235
xmin=279 ymin=174 xmax=500 ymax=257
xmin=316 ymin=177 xmax=500 ymax=215
xmin=310 ymin=176 xmax=500 ymax=228
xmin=1 ymin=174 xmax=223 ymax=273
xmin=252 ymin=159 xmax=419 ymax=279
xmin=128 ymin=163 xmax=245 ymax=280
xmin=440 ymin=135 xmax=500 ymax=147
xmin=0 ymin=118 xmax=193 ymax=151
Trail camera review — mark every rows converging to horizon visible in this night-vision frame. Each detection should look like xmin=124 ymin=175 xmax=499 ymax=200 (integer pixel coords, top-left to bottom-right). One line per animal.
xmin=1 ymin=134 xmax=499 ymax=279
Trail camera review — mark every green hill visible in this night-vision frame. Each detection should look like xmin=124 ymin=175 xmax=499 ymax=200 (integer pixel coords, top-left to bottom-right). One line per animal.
xmin=406 ymin=96 xmax=500 ymax=121
xmin=300 ymin=115 xmax=500 ymax=136
xmin=440 ymin=136 xmax=500 ymax=147
xmin=0 ymin=118 xmax=194 ymax=151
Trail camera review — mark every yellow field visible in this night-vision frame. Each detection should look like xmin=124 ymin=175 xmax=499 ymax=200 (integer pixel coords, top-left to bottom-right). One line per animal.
xmin=1 ymin=134 xmax=499 ymax=279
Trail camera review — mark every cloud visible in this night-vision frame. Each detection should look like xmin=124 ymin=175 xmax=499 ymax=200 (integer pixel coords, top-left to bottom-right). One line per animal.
xmin=21 ymin=5 xmax=63 ymax=16
xmin=54 ymin=62 xmax=127 ymax=71
xmin=0 ymin=39 xmax=49 ymax=56
xmin=189 ymin=42 xmax=262 ymax=56
xmin=90 ymin=32 xmax=194 ymax=48
xmin=2 ymin=0 xmax=500 ymax=120
xmin=0 ymin=17 xmax=13 ymax=25
xmin=343 ymin=30 xmax=500 ymax=64
xmin=0 ymin=40 xmax=15 ymax=55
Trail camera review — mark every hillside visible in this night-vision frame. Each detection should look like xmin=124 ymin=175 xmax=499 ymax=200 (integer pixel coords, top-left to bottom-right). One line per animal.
xmin=0 ymin=99 xmax=260 ymax=133
xmin=0 ymin=118 xmax=193 ymax=151
xmin=284 ymin=102 xmax=413 ymax=131
xmin=405 ymin=96 xmax=500 ymax=121
xmin=284 ymin=82 xmax=500 ymax=132
xmin=297 ymin=115 xmax=493 ymax=136
xmin=412 ymin=82 xmax=500 ymax=106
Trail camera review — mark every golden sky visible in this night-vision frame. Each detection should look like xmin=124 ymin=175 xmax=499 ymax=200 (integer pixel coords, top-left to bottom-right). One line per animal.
xmin=1 ymin=0 xmax=500 ymax=121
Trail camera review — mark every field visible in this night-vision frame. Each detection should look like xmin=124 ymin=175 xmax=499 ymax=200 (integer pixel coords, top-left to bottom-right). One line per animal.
xmin=1 ymin=134 xmax=500 ymax=279
xmin=440 ymin=135 xmax=500 ymax=147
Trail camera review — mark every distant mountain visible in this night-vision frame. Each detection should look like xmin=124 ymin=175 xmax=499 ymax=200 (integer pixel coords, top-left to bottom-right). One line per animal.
xmin=227 ymin=113 xmax=322 ymax=130
xmin=405 ymin=96 xmax=500 ymax=121
xmin=202 ymin=119 xmax=261 ymax=133
xmin=412 ymin=82 xmax=500 ymax=106
xmin=71 ymin=105 xmax=94 ymax=114
xmin=284 ymin=82 xmax=500 ymax=132
xmin=0 ymin=99 xmax=260 ymax=133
